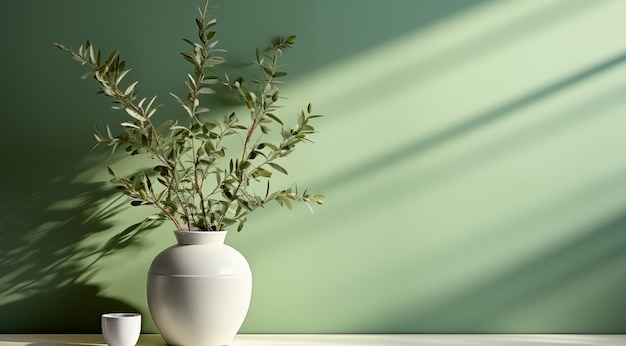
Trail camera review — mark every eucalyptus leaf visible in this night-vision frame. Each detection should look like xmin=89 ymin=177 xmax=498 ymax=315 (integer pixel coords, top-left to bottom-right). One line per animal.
xmin=265 ymin=113 xmax=283 ymax=125
xmin=201 ymin=77 xmax=220 ymax=84
xmin=198 ymin=87 xmax=215 ymax=94
xmin=268 ymin=162 xmax=288 ymax=175
xmin=121 ymin=122 xmax=140 ymax=129
xmin=239 ymin=160 xmax=251 ymax=170
xmin=124 ymin=81 xmax=139 ymax=96
xmin=125 ymin=107 xmax=146 ymax=122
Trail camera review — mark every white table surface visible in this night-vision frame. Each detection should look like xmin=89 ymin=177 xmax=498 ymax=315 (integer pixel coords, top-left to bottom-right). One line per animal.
xmin=1 ymin=334 xmax=626 ymax=346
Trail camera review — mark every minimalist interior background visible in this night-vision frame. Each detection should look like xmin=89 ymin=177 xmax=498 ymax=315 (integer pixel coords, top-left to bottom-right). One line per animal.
xmin=1 ymin=0 xmax=626 ymax=333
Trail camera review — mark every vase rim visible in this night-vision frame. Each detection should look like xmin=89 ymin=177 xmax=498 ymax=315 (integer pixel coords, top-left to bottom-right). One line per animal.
xmin=174 ymin=227 xmax=228 ymax=233
xmin=102 ymin=312 xmax=141 ymax=319
xmin=174 ymin=229 xmax=227 ymax=245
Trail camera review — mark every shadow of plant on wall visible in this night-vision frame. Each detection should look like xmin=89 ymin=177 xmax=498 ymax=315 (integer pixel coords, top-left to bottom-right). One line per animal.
xmin=0 ymin=154 xmax=159 ymax=333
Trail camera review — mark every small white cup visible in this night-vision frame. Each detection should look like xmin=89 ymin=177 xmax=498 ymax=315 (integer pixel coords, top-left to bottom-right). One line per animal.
xmin=101 ymin=312 xmax=141 ymax=346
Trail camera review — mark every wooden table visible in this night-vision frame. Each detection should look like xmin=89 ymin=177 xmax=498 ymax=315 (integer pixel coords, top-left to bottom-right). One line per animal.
xmin=1 ymin=334 xmax=625 ymax=345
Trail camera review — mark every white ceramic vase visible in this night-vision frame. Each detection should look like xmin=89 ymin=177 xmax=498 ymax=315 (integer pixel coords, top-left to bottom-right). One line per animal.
xmin=147 ymin=231 xmax=252 ymax=346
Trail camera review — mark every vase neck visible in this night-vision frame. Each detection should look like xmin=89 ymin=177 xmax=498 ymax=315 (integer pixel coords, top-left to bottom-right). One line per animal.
xmin=174 ymin=230 xmax=227 ymax=245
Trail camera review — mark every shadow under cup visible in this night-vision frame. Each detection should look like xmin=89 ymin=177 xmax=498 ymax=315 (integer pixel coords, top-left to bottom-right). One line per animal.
xmin=101 ymin=313 xmax=141 ymax=346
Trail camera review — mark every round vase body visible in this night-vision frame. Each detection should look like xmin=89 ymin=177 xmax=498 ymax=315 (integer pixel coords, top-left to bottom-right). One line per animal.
xmin=147 ymin=231 xmax=251 ymax=346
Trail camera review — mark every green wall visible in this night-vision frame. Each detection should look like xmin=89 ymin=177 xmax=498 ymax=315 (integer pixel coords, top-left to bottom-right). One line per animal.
xmin=2 ymin=0 xmax=626 ymax=333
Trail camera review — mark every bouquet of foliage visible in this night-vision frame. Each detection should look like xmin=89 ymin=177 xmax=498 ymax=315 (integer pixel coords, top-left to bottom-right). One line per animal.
xmin=55 ymin=1 xmax=323 ymax=232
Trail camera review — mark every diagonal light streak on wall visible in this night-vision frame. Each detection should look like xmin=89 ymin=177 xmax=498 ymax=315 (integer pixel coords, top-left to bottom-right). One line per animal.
xmin=233 ymin=0 xmax=626 ymax=333
xmin=282 ymin=0 xmax=623 ymax=189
